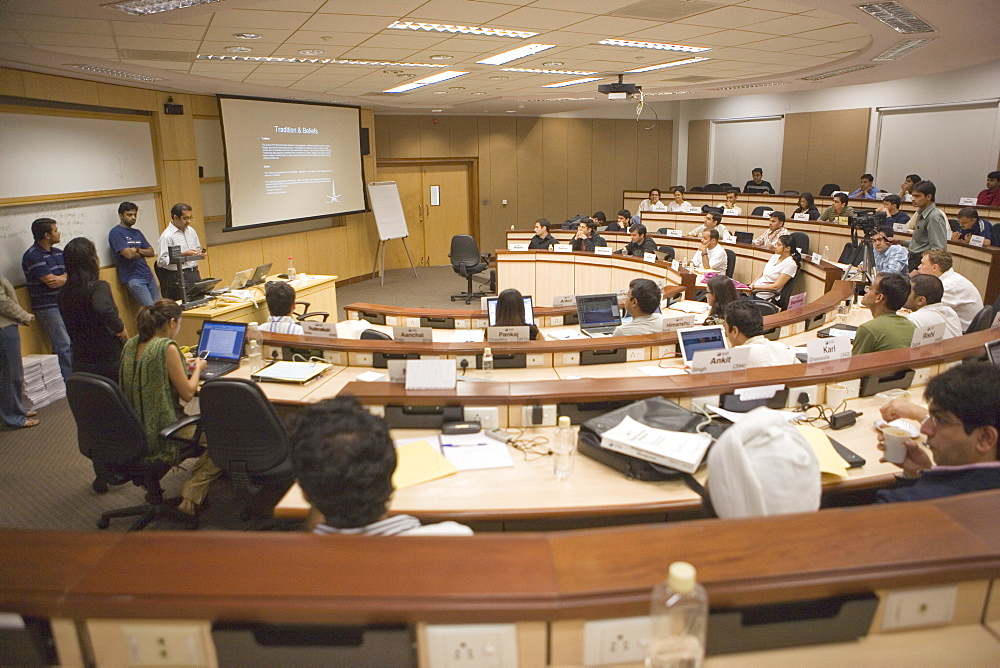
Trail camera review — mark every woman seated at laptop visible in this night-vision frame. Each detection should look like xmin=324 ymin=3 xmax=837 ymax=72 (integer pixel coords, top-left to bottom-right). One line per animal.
xmin=494 ymin=288 xmax=541 ymax=340
xmin=121 ymin=299 xmax=216 ymax=514
xmin=750 ymin=235 xmax=800 ymax=301
xmin=703 ymin=274 xmax=741 ymax=326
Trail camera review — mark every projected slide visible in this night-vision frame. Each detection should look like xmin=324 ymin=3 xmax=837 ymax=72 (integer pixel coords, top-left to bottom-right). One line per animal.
xmin=219 ymin=96 xmax=367 ymax=230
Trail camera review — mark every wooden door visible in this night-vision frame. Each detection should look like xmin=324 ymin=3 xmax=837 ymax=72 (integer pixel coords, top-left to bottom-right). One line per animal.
xmin=374 ymin=163 xmax=425 ymax=269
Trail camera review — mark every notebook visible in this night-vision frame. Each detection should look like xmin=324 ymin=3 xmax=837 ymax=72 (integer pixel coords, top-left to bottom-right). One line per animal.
xmin=486 ymin=294 xmax=534 ymax=326
xmin=734 ymin=231 xmax=754 ymax=244
xmin=197 ymin=320 xmax=248 ymax=380
xmin=676 ymin=325 xmax=729 ymax=365
xmin=576 ymin=293 xmax=623 ymax=337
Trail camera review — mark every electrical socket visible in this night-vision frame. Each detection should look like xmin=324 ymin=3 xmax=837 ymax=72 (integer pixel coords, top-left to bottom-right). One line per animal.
xmin=582 ymin=616 xmax=651 ymax=665
xmin=121 ymin=623 xmax=205 ymax=666
xmin=354 ymin=352 xmax=373 ymax=366
xmin=465 ymin=407 xmax=499 ymax=429
xmin=521 ymin=404 xmax=557 ymax=427
xmin=689 ymin=395 xmax=717 ymax=413
xmin=405 ymin=317 xmax=421 ymax=327
xmin=322 ymin=350 xmax=344 ymax=366
xmin=526 ymin=354 xmax=544 ymax=366
xmin=455 ymin=355 xmax=477 ymax=371
xmin=424 ymin=623 xmax=518 ymax=667
xmin=626 ymin=348 xmax=646 ymax=362
xmin=881 ymin=586 xmax=957 ymax=630
xmin=562 ymin=352 xmax=579 ymax=365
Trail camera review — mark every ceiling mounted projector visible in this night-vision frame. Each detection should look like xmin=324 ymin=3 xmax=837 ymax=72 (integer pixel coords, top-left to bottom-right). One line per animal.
xmin=598 ymin=75 xmax=640 ymax=100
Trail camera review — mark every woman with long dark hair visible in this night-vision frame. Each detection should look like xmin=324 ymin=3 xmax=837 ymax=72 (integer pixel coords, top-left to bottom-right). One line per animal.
xmin=703 ymin=275 xmax=740 ymax=326
xmin=793 ymin=192 xmax=821 ymax=220
xmin=494 ymin=288 xmax=541 ymax=340
xmin=750 ymin=235 xmax=801 ymax=300
xmin=58 ymin=237 xmax=127 ymax=380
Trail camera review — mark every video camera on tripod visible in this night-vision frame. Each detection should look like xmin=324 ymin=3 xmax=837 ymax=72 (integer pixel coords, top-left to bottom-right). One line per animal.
xmin=847 ymin=210 xmax=887 ymax=237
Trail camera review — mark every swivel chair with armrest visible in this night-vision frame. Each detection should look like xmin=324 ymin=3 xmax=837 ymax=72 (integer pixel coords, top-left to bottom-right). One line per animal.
xmin=751 ymin=270 xmax=803 ymax=311
xmin=819 ymin=184 xmax=841 ymax=196
xmin=449 ymin=235 xmax=492 ymax=304
xmin=751 ymin=206 xmax=774 ymax=217
xmin=293 ymin=301 xmax=329 ymax=322
xmin=67 ymin=373 xmax=204 ymax=531
xmin=724 ymin=249 xmax=736 ymax=278
xmin=965 ymin=306 xmax=996 ymax=334
xmin=199 ymin=378 xmax=295 ymax=522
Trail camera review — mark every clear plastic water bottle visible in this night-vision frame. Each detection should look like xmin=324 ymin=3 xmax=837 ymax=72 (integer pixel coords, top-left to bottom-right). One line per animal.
xmin=646 ymin=561 xmax=708 ymax=668
xmin=553 ymin=415 xmax=575 ymax=481
xmin=287 ymin=256 xmax=296 ymax=280
xmin=482 ymin=347 xmax=493 ymax=379
xmin=822 ymin=245 xmax=830 ymax=262
xmin=246 ymin=321 xmax=264 ymax=372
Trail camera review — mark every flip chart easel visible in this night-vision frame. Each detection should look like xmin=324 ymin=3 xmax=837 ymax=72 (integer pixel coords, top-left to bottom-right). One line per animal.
xmin=367 ymin=181 xmax=418 ymax=286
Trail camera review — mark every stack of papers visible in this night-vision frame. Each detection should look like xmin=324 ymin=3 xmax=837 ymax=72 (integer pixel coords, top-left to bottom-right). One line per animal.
xmin=600 ymin=415 xmax=712 ymax=474
xmin=392 ymin=439 xmax=458 ymax=489
xmin=22 ymin=354 xmax=64 ymax=409
xmin=438 ymin=433 xmax=514 ymax=471
xmin=669 ymin=301 xmax=711 ymax=315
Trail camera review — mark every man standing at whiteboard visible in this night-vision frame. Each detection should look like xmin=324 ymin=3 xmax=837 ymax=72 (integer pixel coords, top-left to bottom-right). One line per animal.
xmin=110 ymin=202 xmax=160 ymax=306
xmin=21 ymin=218 xmax=72 ymax=379
xmin=156 ymin=203 xmax=204 ymax=301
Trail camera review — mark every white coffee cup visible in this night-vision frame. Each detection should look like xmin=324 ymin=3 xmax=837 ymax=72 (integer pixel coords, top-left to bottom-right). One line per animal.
xmin=880 ymin=419 xmax=922 ymax=465
xmin=825 ymin=383 xmax=851 ymax=408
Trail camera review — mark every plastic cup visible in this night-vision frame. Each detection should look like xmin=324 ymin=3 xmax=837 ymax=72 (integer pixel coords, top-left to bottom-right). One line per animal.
xmin=875 ymin=389 xmax=910 ymax=406
xmin=880 ymin=419 xmax=921 ymax=465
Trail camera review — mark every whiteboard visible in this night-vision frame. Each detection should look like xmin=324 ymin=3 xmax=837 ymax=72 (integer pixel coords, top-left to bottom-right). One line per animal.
xmin=874 ymin=103 xmax=1000 ymax=204
xmin=0 ymin=111 xmax=157 ymax=200
xmin=709 ymin=117 xmax=784 ymax=191
xmin=367 ymin=181 xmax=409 ymax=241
xmin=0 ymin=192 xmax=160 ymax=286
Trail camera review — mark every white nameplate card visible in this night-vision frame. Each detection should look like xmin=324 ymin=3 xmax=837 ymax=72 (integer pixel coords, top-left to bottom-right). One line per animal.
xmin=787 ymin=292 xmax=807 ymax=310
xmin=643 ymin=251 xmax=657 ymax=263
xmin=600 ymin=415 xmax=711 ymax=474
xmin=404 ymin=359 xmax=457 ymax=390
xmin=793 ymin=212 xmax=810 ymax=221
xmin=302 ymin=321 xmax=336 ymax=338
xmin=487 ymin=325 xmax=529 ymax=342
xmin=595 ymin=246 xmax=612 ymax=256
xmin=552 ymin=294 xmax=576 ymax=307
xmin=811 ymin=252 xmax=823 ymax=264
xmin=508 ymin=242 xmax=528 ymax=251
xmin=665 ymin=229 xmax=683 ymax=238
xmin=670 ymin=259 xmax=680 ymax=272
xmin=959 ymin=197 xmax=977 ymax=206
xmin=969 ymin=235 xmax=985 ymax=247
xmin=662 ymin=314 xmax=696 ymax=332
xmin=554 ymin=243 xmax=573 ymax=252
xmin=655 ymin=278 xmax=666 ymax=289
xmin=723 ymin=234 xmax=737 ymax=244
xmin=760 ymin=210 xmax=773 ymax=217
xmin=894 ymin=223 xmax=908 ymax=233
xmin=879 ymin=191 xmax=892 ymax=200
xmin=735 ymin=384 xmax=785 ymax=401
xmin=386 ymin=359 xmax=407 ymax=383
xmin=723 ymin=208 xmax=739 ymax=216
xmin=393 ymin=326 xmax=432 ymax=342
xmin=690 ymin=346 xmax=749 ymax=375
xmin=806 ymin=336 xmax=852 ymax=363
xmin=910 ymin=323 xmax=944 ymax=348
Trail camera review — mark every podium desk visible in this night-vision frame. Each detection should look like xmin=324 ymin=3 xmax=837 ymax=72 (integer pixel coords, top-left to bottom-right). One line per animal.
xmin=176 ymin=274 xmax=337 ymax=346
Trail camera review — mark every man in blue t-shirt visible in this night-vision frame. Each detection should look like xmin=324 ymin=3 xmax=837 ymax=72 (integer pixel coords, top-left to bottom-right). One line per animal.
xmin=109 ymin=201 xmax=160 ymax=306
xmin=21 ymin=217 xmax=72 ymax=379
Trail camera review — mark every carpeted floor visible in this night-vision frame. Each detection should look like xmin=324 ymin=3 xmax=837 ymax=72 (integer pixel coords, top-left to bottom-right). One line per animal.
xmin=0 ymin=265 xmax=477 ymax=532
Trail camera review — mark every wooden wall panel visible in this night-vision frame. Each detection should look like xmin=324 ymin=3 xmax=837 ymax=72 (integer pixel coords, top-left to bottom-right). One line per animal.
xmin=541 ymin=118 xmax=569 ymax=221
xmin=565 ymin=118 xmax=594 ymax=219
xmin=449 ymin=115 xmax=479 ymax=157
xmin=613 ymin=120 xmax=639 ymax=203
xmin=780 ymin=112 xmax=812 ymax=193
xmin=517 ymin=118 xmax=545 ymax=224
xmin=418 ymin=116 xmax=450 ymax=157
xmin=21 ymin=72 xmax=99 ymax=106
xmin=97 ymin=83 xmax=158 ymax=112
xmin=657 ymin=121 xmax=674 ymax=190
xmin=0 ymin=68 xmax=26 ymax=97
xmin=687 ymin=119 xmax=710 ymax=189
xmin=590 ymin=119 xmax=618 ymax=220
xmin=489 ymin=117 xmax=519 ymax=234
xmin=783 ymin=108 xmax=870 ymax=195
xmin=476 ymin=117 xmax=495 ymax=249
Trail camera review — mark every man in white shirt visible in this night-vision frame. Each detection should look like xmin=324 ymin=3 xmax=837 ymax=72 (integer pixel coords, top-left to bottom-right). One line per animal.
xmin=260 ymin=282 xmax=304 ymax=335
xmin=917 ymin=249 xmax=984 ymax=331
xmin=689 ymin=211 xmax=730 ymax=240
xmin=754 ymin=211 xmax=788 ymax=248
xmin=613 ymin=278 xmax=663 ymax=336
xmin=723 ymin=301 xmax=796 ymax=368
xmin=156 ymin=202 xmax=205 ymax=300
xmin=904 ymin=274 xmax=962 ymax=340
xmin=692 ymin=229 xmax=728 ymax=275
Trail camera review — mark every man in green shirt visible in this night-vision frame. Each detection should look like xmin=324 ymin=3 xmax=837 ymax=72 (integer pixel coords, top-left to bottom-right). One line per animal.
xmin=852 ymin=272 xmax=916 ymax=355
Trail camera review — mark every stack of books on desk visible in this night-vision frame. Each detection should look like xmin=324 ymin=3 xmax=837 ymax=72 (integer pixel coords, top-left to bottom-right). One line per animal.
xmin=22 ymin=354 xmax=65 ymax=410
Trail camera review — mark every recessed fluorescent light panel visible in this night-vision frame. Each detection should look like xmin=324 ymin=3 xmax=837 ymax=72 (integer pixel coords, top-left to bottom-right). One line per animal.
xmin=196 ymin=55 xmax=445 ymax=68
xmin=104 ymin=0 xmax=219 ymax=15
xmin=502 ymin=67 xmax=598 ymax=75
xmin=711 ymin=82 xmax=784 ymax=90
xmin=624 ymin=57 xmax=709 ymax=73
xmin=542 ymin=77 xmax=602 ymax=88
xmin=873 ymin=38 xmax=934 ymax=61
xmin=477 ymin=44 xmax=556 ymax=66
xmin=802 ymin=64 xmax=875 ymax=80
xmin=69 ymin=64 xmax=164 ymax=81
xmin=597 ymin=39 xmax=710 ymax=53
xmin=388 ymin=21 xmax=537 ymax=39
xmin=856 ymin=2 xmax=935 ymax=33
xmin=383 ymin=70 xmax=468 ymax=93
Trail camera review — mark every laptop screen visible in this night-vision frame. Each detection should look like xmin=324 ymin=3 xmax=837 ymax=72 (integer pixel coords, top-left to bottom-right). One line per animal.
xmin=198 ymin=321 xmax=248 ymax=362
xmin=677 ymin=325 xmax=729 ymax=363
xmin=576 ymin=294 xmax=622 ymax=329
xmin=486 ymin=295 xmax=534 ymax=326
xmin=734 ymin=231 xmax=754 ymax=244
xmin=248 ymin=262 xmax=272 ymax=286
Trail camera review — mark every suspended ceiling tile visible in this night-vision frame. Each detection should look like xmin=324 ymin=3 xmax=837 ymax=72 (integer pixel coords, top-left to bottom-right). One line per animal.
xmin=193 ymin=70 xmax=256 ymax=81
xmin=166 ymin=13 xmax=213 ymax=27
xmin=532 ymin=30 xmax=608 ymax=48
xmin=115 ymin=37 xmax=202 ymax=52
xmin=197 ymin=41 xmax=278 ymax=55
xmin=39 ymin=46 xmax=121 ymax=60
xmin=18 ymin=31 xmax=117 ymax=49
xmin=284 ymin=31 xmax=369 ymax=47
xmin=201 ymin=27 xmax=295 ymax=43
xmin=251 ymin=0 xmax=329 ymax=11
xmin=735 ymin=0 xmax=811 ymax=12
xmin=490 ymin=7 xmax=597 ymax=31
xmin=243 ymin=62 xmax=323 ymax=74
xmin=318 ymin=0 xmax=425 ymax=15
xmin=675 ymin=6 xmax=789 ymax=29
xmin=111 ymin=22 xmax=207 ymax=40
xmin=336 ymin=46 xmax=424 ymax=60
xmin=748 ymin=14 xmax=845 ymax=35
xmin=531 ymin=0 xmax=641 ymax=13
xmin=433 ymin=35 xmax=526 ymax=53
xmin=694 ymin=29 xmax=779 ymax=47
xmin=741 ymin=35 xmax=823 ymax=51
xmin=626 ymin=23 xmax=719 ymax=42
xmin=300 ymin=13 xmax=402 ymax=33
xmin=783 ymin=42 xmax=860 ymax=57
xmin=563 ymin=15 xmax=661 ymax=35
xmin=121 ymin=60 xmax=191 ymax=71
xmin=3 ymin=14 xmax=112 ymax=35
xmin=190 ymin=60 xmax=261 ymax=73
xmin=406 ymin=0 xmax=520 ymax=24
xmin=356 ymin=33 xmax=450 ymax=50
xmin=209 ymin=9 xmax=315 ymax=30
xmin=0 ymin=29 xmax=26 ymax=43
xmin=798 ymin=23 xmax=870 ymax=42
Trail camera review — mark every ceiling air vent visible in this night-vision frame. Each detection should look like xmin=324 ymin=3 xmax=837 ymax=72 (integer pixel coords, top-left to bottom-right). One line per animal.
xmin=856 ymin=2 xmax=934 ymax=33
xmin=802 ymin=64 xmax=875 ymax=81
xmin=119 ymin=49 xmax=196 ymax=62
xmin=872 ymin=38 xmax=934 ymax=61
xmin=611 ymin=0 xmax=726 ymax=22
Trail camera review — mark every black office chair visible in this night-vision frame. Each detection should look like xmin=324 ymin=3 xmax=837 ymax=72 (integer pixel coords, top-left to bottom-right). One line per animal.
xmin=724 ymin=248 xmax=736 ymax=278
xmin=657 ymin=227 xmax=674 ymax=235
xmin=839 ymin=242 xmax=861 ymax=265
xmin=719 ymin=182 xmax=733 ymax=189
xmin=751 ymin=271 xmax=803 ymax=311
xmin=657 ymin=245 xmax=675 ymax=262
xmin=293 ymin=300 xmax=329 ymax=322
xmin=751 ymin=206 xmax=774 ymax=217
xmin=449 ymin=235 xmax=491 ymax=304
xmin=744 ymin=298 xmax=781 ymax=340
xmin=965 ymin=306 xmax=995 ymax=334
xmin=992 ymin=292 xmax=1000 ymax=313
xmin=704 ymin=183 xmax=722 ymax=193
xmin=779 ymin=190 xmax=799 ymax=196
xmin=689 ymin=186 xmax=705 ymax=193
xmin=67 ymin=373 xmax=204 ymax=531
xmin=790 ymin=231 xmax=811 ymax=255
xmin=360 ymin=328 xmax=393 ymax=340
xmin=819 ymin=184 xmax=841 ymax=196
xmin=948 ymin=218 xmax=961 ymax=233
xmin=199 ymin=378 xmax=295 ymax=521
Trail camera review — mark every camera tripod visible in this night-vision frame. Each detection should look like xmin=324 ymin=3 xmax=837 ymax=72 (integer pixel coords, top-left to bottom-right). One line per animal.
xmin=841 ymin=227 xmax=877 ymax=290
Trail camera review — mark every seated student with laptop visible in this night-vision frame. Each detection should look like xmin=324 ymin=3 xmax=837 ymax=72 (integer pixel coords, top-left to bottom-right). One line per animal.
xmin=675 ymin=323 xmax=728 ymax=368
xmin=576 ymin=293 xmax=623 ymax=337
xmin=260 ymin=282 xmax=304 ymax=336
xmin=613 ymin=278 xmax=663 ymax=336
xmin=196 ymin=320 xmax=248 ymax=379
xmin=489 ymin=288 xmax=540 ymax=340
xmin=723 ymin=301 xmax=797 ymax=368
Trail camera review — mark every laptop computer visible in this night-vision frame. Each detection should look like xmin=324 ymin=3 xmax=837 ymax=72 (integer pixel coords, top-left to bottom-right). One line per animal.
xmin=986 ymin=339 xmax=1000 ymax=366
xmin=185 ymin=278 xmax=221 ymax=301
xmin=676 ymin=325 xmax=729 ymax=365
xmin=246 ymin=262 xmax=272 ymax=287
xmin=486 ymin=294 xmax=534 ymax=326
xmin=576 ymin=293 xmax=622 ymax=337
xmin=197 ymin=320 xmax=248 ymax=380
xmin=229 ymin=268 xmax=253 ymax=290
xmin=734 ymin=231 xmax=754 ymax=244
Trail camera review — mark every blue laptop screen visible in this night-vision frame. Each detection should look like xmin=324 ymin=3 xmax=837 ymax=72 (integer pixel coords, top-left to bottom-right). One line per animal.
xmin=198 ymin=321 xmax=247 ymax=361
xmin=678 ymin=327 xmax=727 ymax=362
xmin=486 ymin=295 xmax=534 ymax=326
xmin=576 ymin=294 xmax=622 ymax=328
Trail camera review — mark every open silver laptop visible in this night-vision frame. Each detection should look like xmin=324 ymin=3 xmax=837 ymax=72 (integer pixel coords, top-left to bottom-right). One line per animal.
xmin=576 ymin=293 xmax=622 ymax=337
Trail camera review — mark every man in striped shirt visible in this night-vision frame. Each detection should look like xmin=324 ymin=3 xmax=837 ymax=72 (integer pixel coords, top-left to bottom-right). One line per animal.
xmin=21 ymin=218 xmax=72 ymax=379
xmin=288 ymin=396 xmax=472 ymax=536
xmin=259 ymin=282 xmax=304 ymax=335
